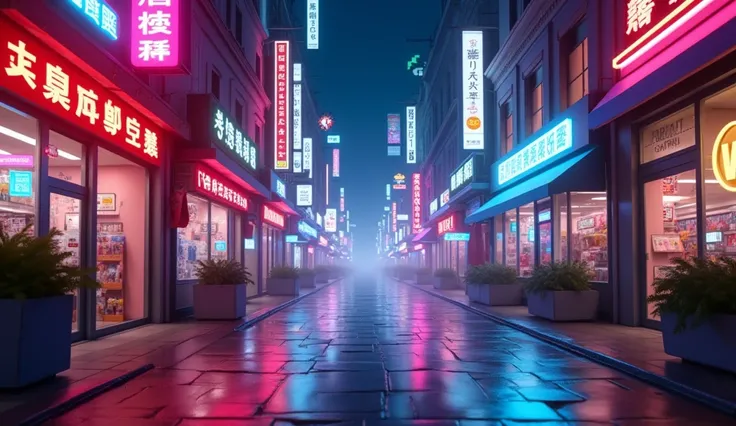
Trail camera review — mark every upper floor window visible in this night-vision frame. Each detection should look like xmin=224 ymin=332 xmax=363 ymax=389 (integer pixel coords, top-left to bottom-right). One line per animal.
xmin=211 ymin=69 xmax=221 ymax=100
xmin=510 ymin=0 xmax=518 ymax=30
xmin=225 ymin=0 xmax=233 ymax=29
xmin=501 ymin=101 xmax=514 ymax=155
xmin=255 ymin=54 xmax=262 ymax=81
xmin=526 ymin=67 xmax=543 ymax=135
xmin=567 ymin=26 xmax=588 ymax=107
xmin=235 ymin=7 xmax=244 ymax=47
xmin=235 ymin=100 xmax=244 ymax=127
xmin=252 ymin=0 xmax=260 ymax=16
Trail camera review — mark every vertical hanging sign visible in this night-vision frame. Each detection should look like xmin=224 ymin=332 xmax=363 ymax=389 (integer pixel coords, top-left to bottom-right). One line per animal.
xmin=274 ymin=41 xmax=290 ymax=170
xmin=461 ymin=30 xmax=484 ymax=150
xmin=412 ymin=173 xmax=422 ymax=234
xmin=406 ymin=106 xmax=416 ymax=164
xmin=332 ymin=149 xmax=340 ymax=177
xmin=131 ymin=0 xmax=181 ymax=69
xmin=307 ymin=0 xmax=319 ymax=50
xmin=303 ymin=137 xmax=313 ymax=171
xmin=293 ymin=83 xmax=302 ymax=150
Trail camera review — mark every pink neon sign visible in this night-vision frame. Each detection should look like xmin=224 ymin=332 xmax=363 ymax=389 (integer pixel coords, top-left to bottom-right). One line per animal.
xmin=131 ymin=0 xmax=180 ymax=69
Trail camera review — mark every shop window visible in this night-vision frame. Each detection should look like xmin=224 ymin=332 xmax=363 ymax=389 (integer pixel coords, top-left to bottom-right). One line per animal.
xmin=0 ymin=103 xmax=37 ymax=237
xmin=48 ymin=131 xmax=84 ymax=186
xmin=537 ymin=197 xmax=552 ymax=264
xmin=493 ymin=215 xmax=504 ymax=263
xmin=570 ymin=191 xmax=608 ymax=282
xmin=567 ymin=24 xmax=588 ymax=108
xmin=519 ymin=202 xmax=535 ymax=276
xmin=501 ymin=101 xmax=514 ymax=155
xmin=50 ymin=193 xmax=82 ymax=331
xmin=211 ymin=69 xmax=221 ymax=100
xmin=554 ymin=193 xmax=569 ymax=262
xmin=177 ymin=194 xmax=210 ymax=280
xmin=458 ymin=241 xmax=467 ymax=277
xmin=526 ymin=68 xmax=544 ymax=135
xmin=504 ymin=209 xmax=518 ymax=274
xmin=210 ymin=202 xmax=229 ymax=261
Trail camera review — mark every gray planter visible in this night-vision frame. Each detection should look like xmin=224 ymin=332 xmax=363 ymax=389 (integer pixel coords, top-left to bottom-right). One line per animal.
xmin=316 ymin=273 xmax=329 ymax=283
xmin=0 ymin=295 xmax=73 ymax=388
xmin=661 ymin=313 xmax=736 ymax=373
xmin=300 ymin=276 xmax=317 ymax=288
xmin=433 ymin=276 xmax=459 ymax=289
xmin=193 ymin=283 xmax=246 ymax=320
xmin=527 ymin=290 xmax=599 ymax=321
xmin=399 ymin=272 xmax=415 ymax=282
xmin=267 ymin=278 xmax=300 ymax=296
xmin=467 ymin=283 xmax=523 ymax=306
xmin=416 ymin=272 xmax=433 ymax=285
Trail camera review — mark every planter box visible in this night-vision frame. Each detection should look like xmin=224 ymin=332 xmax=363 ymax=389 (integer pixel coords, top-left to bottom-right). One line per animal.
xmin=416 ymin=273 xmax=433 ymax=285
xmin=0 ymin=295 xmax=73 ymax=388
xmin=193 ymin=284 xmax=246 ymax=320
xmin=467 ymin=283 xmax=523 ymax=306
xmin=433 ymin=276 xmax=459 ymax=290
xmin=661 ymin=313 xmax=736 ymax=373
xmin=527 ymin=290 xmax=599 ymax=321
xmin=316 ymin=273 xmax=329 ymax=283
xmin=399 ymin=272 xmax=415 ymax=282
xmin=268 ymin=278 xmax=300 ymax=296
xmin=300 ymin=276 xmax=317 ymax=288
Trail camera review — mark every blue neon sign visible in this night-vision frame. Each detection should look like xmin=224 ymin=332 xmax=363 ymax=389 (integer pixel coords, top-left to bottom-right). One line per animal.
xmin=9 ymin=170 xmax=33 ymax=197
xmin=286 ymin=235 xmax=302 ymax=243
xmin=69 ymin=0 xmax=119 ymax=40
xmin=444 ymin=232 xmax=470 ymax=241
xmin=297 ymin=221 xmax=317 ymax=239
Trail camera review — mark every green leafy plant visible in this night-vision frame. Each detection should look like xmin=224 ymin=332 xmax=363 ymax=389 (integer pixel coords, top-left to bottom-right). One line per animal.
xmin=647 ymin=256 xmax=736 ymax=333
xmin=524 ymin=261 xmax=592 ymax=294
xmin=298 ymin=268 xmax=316 ymax=278
xmin=0 ymin=226 xmax=98 ymax=299
xmin=434 ymin=268 xmax=457 ymax=278
xmin=270 ymin=266 xmax=300 ymax=279
xmin=465 ymin=263 xmax=517 ymax=285
xmin=195 ymin=259 xmax=254 ymax=285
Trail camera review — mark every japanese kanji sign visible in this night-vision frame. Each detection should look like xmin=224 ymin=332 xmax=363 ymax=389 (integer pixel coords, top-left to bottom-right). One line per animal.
xmin=131 ymin=0 xmax=181 ymax=69
xmin=412 ymin=173 xmax=422 ymax=234
xmin=293 ymin=82 xmax=302 ymax=150
xmin=497 ymin=118 xmax=572 ymax=186
xmin=307 ymin=0 xmax=320 ymax=49
xmin=303 ymin=137 xmax=313 ymax=171
xmin=194 ymin=163 xmax=249 ymax=211
xmin=387 ymin=114 xmax=401 ymax=145
xmin=406 ymin=106 xmax=416 ymax=164
xmin=332 ymin=148 xmax=340 ymax=177
xmin=69 ymin=0 xmax=119 ymax=40
xmin=462 ymin=30 xmax=484 ymax=150
xmin=437 ymin=213 xmax=456 ymax=235
xmin=274 ymin=41 xmax=290 ymax=170
xmin=614 ymin=0 xmax=708 ymax=69
xmin=263 ymin=205 xmax=286 ymax=229
xmin=0 ymin=16 xmax=162 ymax=165
xmin=450 ymin=155 xmax=475 ymax=196
xmin=392 ymin=202 xmax=397 ymax=232
xmin=212 ymin=104 xmax=258 ymax=172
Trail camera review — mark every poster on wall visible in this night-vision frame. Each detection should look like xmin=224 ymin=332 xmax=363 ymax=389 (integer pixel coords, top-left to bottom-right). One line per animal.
xmin=97 ymin=193 xmax=117 ymax=215
xmin=325 ymin=208 xmax=337 ymax=232
xmin=387 ymin=114 xmax=401 ymax=145
xmin=461 ymin=30 xmax=484 ymax=150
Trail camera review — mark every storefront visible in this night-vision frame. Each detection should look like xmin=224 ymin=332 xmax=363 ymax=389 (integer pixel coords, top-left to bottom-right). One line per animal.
xmin=435 ymin=212 xmax=469 ymax=276
xmin=316 ymin=234 xmax=329 ymax=266
xmin=0 ymin=13 xmax=174 ymax=340
xmin=590 ymin=0 xmax=736 ymax=328
xmin=287 ymin=219 xmax=318 ymax=268
xmin=467 ymin=102 xmax=608 ymax=282
xmin=411 ymin=227 xmax=437 ymax=269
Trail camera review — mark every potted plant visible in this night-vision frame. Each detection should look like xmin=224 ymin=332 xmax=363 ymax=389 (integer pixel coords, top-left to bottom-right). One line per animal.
xmin=298 ymin=268 xmax=317 ymax=288
xmin=0 ymin=226 xmax=97 ymax=388
xmin=416 ymin=267 xmax=433 ymax=285
xmin=315 ymin=265 xmax=331 ymax=283
xmin=193 ymin=259 xmax=253 ymax=320
xmin=465 ymin=263 xmax=522 ymax=306
xmin=647 ymin=256 xmax=736 ymax=373
xmin=268 ymin=266 xmax=300 ymax=296
xmin=524 ymin=261 xmax=599 ymax=321
xmin=433 ymin=268 xmax=459 ymax=289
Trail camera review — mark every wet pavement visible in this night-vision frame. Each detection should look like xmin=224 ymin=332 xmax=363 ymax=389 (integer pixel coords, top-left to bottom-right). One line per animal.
xmin=50 ymin=275 xmax=735 ymax=425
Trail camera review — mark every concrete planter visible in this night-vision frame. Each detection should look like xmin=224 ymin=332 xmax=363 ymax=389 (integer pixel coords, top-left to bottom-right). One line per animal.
xmin=433 ymin=276 xmax=459 ymax=290
xmin=399 ymin=271 xmax=415 ymax=282
xmin=661 ymin=313 xmax=736 ymax=373
xmin=416 ymin=272 xmax=433 ymax=285
xmin=0 ymin=295 xmax=73 ymax=388
xmin=193 ymin=283 xmax=247 ymax=320
xmin=316 ymin=273 xmax=330 ymax=283
xmin=267 ymin=278 xmax=300 ymax=296
xmin=467 ymin=283 xmax=523 ymax=306
xmin=300 ymin=275 xmax=317 ymax=288
xmin=527 ymin=290 xmax=599 ymax=321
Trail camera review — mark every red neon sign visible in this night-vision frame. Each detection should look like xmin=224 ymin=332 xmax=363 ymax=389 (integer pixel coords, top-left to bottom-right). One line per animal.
xmin=131 ymin=0 xmax=182 ymax=69
xmin=392 ymin=202 xmax=397 ymax=232
xmin=274 ymin=40 xmax=290 ymax=170
xmin=263 ymin=205 xmax=286 ymax=229
xmin=412 ymin=173 xmax=422 ymax=234
xmin=193 ymin=163 xmax=249 ymax=212
xmin=0 ymin=17 xmax=162 ymax=165
xmin=613 ymin=0 xmax=715 ymax=69
xmin=437 ymin=214 xmax=456 ymax=235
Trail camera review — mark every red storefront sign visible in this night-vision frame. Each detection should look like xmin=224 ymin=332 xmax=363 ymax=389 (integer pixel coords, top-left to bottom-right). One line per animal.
xmin=411 ymin=173 xmax=422 ymax=234
xmin=193 ymin=163 xmax=249 ymax=211
xmin=273 ymin=40 xmax=290 ymax=170
xmin=0 ymin=17 xmax=162 ymax=165
xmin=319 ymin=236 xmax=328 ymax=246
xmin=263 ymin=205 xmax=285 ymax=229
xmin=437 ymin=213 xmax=456 ymax=235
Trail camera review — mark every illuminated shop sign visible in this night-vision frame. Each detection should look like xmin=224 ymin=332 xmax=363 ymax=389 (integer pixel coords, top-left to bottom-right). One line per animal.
xmin=316 ymin=213 xmax=322 ymax=226
xmin=0 ymin=17 xmax=162 ymax=165
xmin=244 ymin=239 xmax=255 ymax=249
xmin=437 ymin=214 xmax=456 ymax=235
xmin=298 ymin=221 xmax=318 ymax=239
xmin=538 ymin=210 xmax=551 ymax=222
xmin=398 ymin=242 xmax=407 ymax=252
xmin=9 ymin=170 xmax=32 ymax=197
xmin=461 ymin=30 xmax=484 ymax=150
xmin=340 ymin=196 xmax=345 ymax=212
xmin=274 ymin=40 xmax=290 ymax=170
xmin=387 ymin=146 xmax=401 ymax=157
xmin=444 ymin=232 xmax=470 ymax=241
xmin=450 ymin=155 xmax=475 ymax=195
xmin=440 ymin=189 xmax=450 ymax=207
xmin=131 ymin=0 xmax=181 ymax=69
xmin=393 ymin=173 xmax=406 ymax=190
xmin=319 ymin=236 xmax=328 ymax=246
xmin=296 ymin=185 xmax=312 ymax=206
xmin=307 ymin=0 xmax=319 ymax=49
xmin=406 ymin=106 xmax=416 ymax=164
xmin=318 ymin=114 xmax=333 ymax=131
xmin=293 ymin=151 xmax=302 ymax=173
xmin=498 ymin=119 xmax=572 ymax=186
xmin=333 ymin=149 xmax=340 ymax=177
xmin=194 ymin=164 xmax=249 ymax=211
xmin=293 ymin=82 xmax=302 ymax=150
xmin=396 ymin=214 xmax=409 ymax=221
xmin=294 ymin=63 xmax=302 ymax=82
xmin=387 ymin=114 xmax=401 ymax=145
xmin=0 ymin=155 xmax=33 ymax=168
xmin=384 ymin=206 xmax=391 ymax=212
xmin=271 ymin=173 xmax=286 ymax=198
xmin=413 ymin=244 xmax=424 ymax=251
xmin=392 ymin=202 xmax=397 ymax=232
xmin=429 ymin=198 xmax=438 ymax=216
xmin=212 ymin=105 xmax=257 ymax=172
xmin=303 ymin=137 xmax=313 ymax=171
xmin=327 ymin=135 xmax=340 ymax=144
xmin=263 ymin=205 xmax=286 ymax=228
xmin=69 ymin=0 xmax=119 ymax=40
xmin=386 ymin=184 xmax=391 ymax=200
xmin=412 ymin=173 xmax=422 ymax=234
xmin=613 ymin=0 xmax=712 ymax=69
xmin=325 ymin=208 xmax=337 ymax=233
xmin=713 ymin=121 xmax=736 ymax=192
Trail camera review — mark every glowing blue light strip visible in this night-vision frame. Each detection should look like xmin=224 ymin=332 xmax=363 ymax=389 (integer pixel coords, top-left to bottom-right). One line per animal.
xmin=498 ymin=119 xmax=572 ymax=185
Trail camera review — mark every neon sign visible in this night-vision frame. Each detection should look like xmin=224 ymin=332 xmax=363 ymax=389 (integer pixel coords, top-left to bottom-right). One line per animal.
xmin=274 ymin=41 xmax=290 ymax=170
xmin=298 ymin=221 xmax=318 ymax=239
xmin=318 ymin=114 xmax=333 ymax=131
xmin=263 ymin=205 xmax=285 ymax=228
xmin=450 ymin=156 xmax=475 ymax=195
xmin=69 ymin=0 xmax=119 ymax=40
xmin=437 ymin=214 xmax=456 ymax=235
xmin=194 ymin=164 xmax=249 ymax=211
xmin=333 ymin=149 xmax=340 ymax=177
xmin=498 ymin=119 xmax=572 ymax=185
xmin=131 ymin=0 xmax=180 ymax=68
xmin=713 ymin=121 xmax=736 ymax=192
xmin=307 ymin=0 xmax=320 ymax=49
xmin=412 ymin=173 xmax=422 ymax=234
xmin=213 ymin=106 xmax=257 ymax=172
xmin=444 ymin=232 xmax=470 ymax=241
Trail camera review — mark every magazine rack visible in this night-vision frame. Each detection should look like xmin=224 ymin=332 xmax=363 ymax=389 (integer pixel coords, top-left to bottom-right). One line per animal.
xmin=97 ymin=228 xmax=125 ymax=323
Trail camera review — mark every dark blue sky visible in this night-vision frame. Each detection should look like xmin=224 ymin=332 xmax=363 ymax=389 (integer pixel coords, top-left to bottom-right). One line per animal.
xmin=296 ymin=0 xmax=442 ymax=258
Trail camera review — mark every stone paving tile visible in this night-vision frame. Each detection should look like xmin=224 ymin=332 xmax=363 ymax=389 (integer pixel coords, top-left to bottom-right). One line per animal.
xmin=45 ymin=276 xmax=736 ymax=425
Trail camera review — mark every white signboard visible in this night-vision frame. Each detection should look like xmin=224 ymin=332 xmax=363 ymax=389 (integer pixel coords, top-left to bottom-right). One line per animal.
xmin=406 ymin=106 xmax=416 ymax=164
xmin=296 ymin=185 xmax=313 ymax=206
xmin=293 ymin=83 xmax=302 ymax=150
xmin=327 ymin=135 xmax=340 ymax=144
xmin=307 ymin=0 xmax=319 ymax=49
xmin=325 ymin=208 xmax=337 ymax=233
xmin=293 ymin=151 xmax=303 ymax=173
xmin=640 ymin=106 xmax=695 ymax=164
xmin=386 ymin=183 xmax=391 ymax=200
xmin=462 ymin=31 xmax=484 ymax=150
xmin=429 ymin=198 xmax=438 ymax=216
xmin=303 ymin=137 xmax=313 ymax=171
xmin=397 ymin=214 xmax=409 ymax=221
xmin=294 ymin=63 xmax=302 ymax=82
xmin=387 ymin=146 xmax=400 ymax=156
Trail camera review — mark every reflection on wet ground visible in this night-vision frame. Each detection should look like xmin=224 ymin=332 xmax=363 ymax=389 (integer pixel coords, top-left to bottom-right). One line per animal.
xmin=51 ymin=275 xmax=735 ymax=425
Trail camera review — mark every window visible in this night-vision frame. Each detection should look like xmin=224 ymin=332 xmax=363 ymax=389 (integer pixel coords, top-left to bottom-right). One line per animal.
xmin=570 ymin=191 xmax=608 ymax=282
xmin=211 ymin=69 xmax=221 ymax=100
xmin=235 ymin=100 xmax=244 ymax=127
xmin=494 ymin=215 xmax=503 ymax=263
xmin=225 ymin=0 xmax=232 ymax=29
xmin=252 ymin=0 xmax=260 ymax=16
xmin=526 ymin=68 xmax=543 ymax=135
xmin=509 ymin=0 xmax=518 ymax=29
xmin=537 ymin=197 xmax=552 ymax=264
xmin=501 ymin=101 xmax=514 ymax=155
xmin=235 ymin=7 xmax=243 ymax=46
xmin=48 ymin=131 xmax=85 ymax=186
xmin=255 ymin=54 xmax=262 ymax=81
xmin=554 ymin=193 xmax=568 ymax=262
xmin=210 ymin=203 xmax=229 ymax=261
xmin=255 ymin=123 xmax=262 ymax=151
xmin=519 ymin=202 xmax=535 ymax=276
xmin=568 ymin=33 xmax=589 ymax=107
xmin=504 ymin=209 xmax=518 ymax=274
xmin=177 ymin=195 xmax=210 ymax=280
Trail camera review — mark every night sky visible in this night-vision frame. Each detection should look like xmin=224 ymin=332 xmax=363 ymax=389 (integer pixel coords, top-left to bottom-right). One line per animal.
xmin=295 ymin=0 xmax=442 ymax=259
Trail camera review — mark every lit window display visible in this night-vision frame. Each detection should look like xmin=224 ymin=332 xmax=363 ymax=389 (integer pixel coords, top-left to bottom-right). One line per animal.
xmin=493 ymin=215 xmax=503 ymax=263
xmin=177 ymin=194 xmax=210 ymax=280
xmin=210 ymin=203 xmax=229 ymax=261
xmin=554 ymin=193 xmax=568 ymax=262
xmin=519 ymin=202 xmax=535 ymax=276
xmin=0 ymin=103 xmax=37 ymax=237
xmin=537 ymin=197 xmax=552 ymax=264
xmin=48 ymin=131 xmax=84 ymax=186
xmin=570 ymin=192 xmax=608 ymax=282
xmin=504 ymin=209 xmax=518 ymax=273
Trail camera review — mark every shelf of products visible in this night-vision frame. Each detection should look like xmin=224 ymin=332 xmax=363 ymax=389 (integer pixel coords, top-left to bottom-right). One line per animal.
xmin=96 ymin=230 xmax=125 ymax=323
xmin=574 ymin=213 xmax=608 ymax=282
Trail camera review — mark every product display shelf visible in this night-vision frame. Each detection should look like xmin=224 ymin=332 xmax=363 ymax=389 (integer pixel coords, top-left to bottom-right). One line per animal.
xmin=97 ymin=233 xmax=125 ymax=323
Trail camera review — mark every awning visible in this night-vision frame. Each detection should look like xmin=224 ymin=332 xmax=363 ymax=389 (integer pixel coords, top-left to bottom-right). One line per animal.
xmin=412 ymin=226 xmax=438 ymax=243
xmin=466 ymin=147 xmax=605 ymax=224
xmin=424 ymin=182 xmax=487 ymax=227
xmin=268 ymin=199 xmax=299 ymax=216
xmin=177 ymin=148 xmax=270 ymax=198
